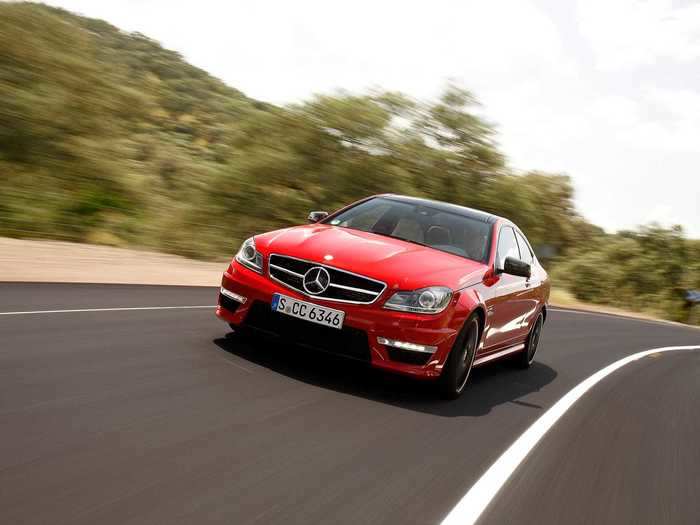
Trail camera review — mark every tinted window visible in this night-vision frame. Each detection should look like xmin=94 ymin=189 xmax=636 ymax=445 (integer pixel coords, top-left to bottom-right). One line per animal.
xmin=515 ymin=231 xmax=533 ymax=265
xmin=497 ymin=226 xmax=520 ymax=269
xmin=324 ymin=197 xmax=492 ymax=263
xmin=333 ymin=199 xmax=394 ymax=231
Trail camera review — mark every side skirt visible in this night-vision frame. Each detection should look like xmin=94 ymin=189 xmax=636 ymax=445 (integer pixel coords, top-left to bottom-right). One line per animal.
xmin=473 ymin=343 xmax=525 ymax=367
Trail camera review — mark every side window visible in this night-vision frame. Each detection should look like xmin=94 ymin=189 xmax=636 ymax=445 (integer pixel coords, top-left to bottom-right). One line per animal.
xmin=497 ymin=226 xmax=520 ymax=269
xmin=515 ymin=231 xmax=533 ymax=265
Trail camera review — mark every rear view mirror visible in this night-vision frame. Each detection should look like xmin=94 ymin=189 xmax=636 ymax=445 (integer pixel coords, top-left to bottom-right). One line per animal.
xmin=502 ymin=256 xmax=531 ymax=278
xmin=307 ymin=211 xmax=329 ymax=223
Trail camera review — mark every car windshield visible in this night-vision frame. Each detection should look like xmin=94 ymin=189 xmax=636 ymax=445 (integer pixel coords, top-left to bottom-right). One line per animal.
xmin=323 ymin=197 xmax=492 ymax=263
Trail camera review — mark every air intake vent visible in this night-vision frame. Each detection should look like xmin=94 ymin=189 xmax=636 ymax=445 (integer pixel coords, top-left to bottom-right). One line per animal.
xmin=218 ymin=293 xmax=241 ymax=313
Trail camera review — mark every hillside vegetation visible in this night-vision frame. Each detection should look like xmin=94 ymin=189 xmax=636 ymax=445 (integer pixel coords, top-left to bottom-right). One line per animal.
xmin=0 ymin=2 xmax=697 ymax=323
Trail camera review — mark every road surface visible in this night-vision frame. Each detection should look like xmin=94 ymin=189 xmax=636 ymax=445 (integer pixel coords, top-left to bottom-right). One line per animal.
xmin=1 ymin=283 xmax=698 ymax=524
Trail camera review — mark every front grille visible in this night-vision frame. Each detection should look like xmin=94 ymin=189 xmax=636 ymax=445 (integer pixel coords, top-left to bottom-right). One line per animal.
xmin=243 ymin=301 xmax=371 ymax=362
xmin=219 ymin=293 xmax=241 ymax=313
xmin=268 ymin=254 xmax=386 ymax=304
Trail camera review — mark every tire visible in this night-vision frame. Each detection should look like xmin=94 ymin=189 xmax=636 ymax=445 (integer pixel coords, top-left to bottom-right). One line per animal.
xmin=516 ymin=312 xmax=543 ymax=369
xmin=439 ymin=314 xmax=480 ymax=399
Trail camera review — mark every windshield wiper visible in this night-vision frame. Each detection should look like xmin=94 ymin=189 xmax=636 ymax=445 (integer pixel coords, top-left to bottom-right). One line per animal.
xmin=382 ymin=234 xmax=432 ymax=248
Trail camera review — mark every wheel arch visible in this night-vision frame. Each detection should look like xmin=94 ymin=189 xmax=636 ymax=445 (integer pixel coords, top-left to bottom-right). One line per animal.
xmin=454 ymin=287 xmax=487 ymax=346
xmin=472 ymin=305 xmax=486 ymax=340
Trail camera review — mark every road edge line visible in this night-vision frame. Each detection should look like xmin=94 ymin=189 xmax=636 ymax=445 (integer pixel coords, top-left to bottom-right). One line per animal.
xmin=0 ymin=305 xmax=215 ymax=315
xmin=549 ymin=306 xmax=699 ymax=330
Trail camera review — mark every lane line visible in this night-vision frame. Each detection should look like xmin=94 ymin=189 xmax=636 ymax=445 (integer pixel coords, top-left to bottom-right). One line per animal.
xmin=550 ymin=307 xmax=660 ymax=320
xmin=441 ymin=344 xmax=700 ymax=525
xmin=0 ymin=305 xmax=215 ymax=316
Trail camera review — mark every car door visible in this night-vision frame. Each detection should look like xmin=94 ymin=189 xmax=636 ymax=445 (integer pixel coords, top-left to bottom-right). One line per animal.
xmin=483 ymin=226 xmax=531 ymax=350
xmin=514 ymin=229 xmax=542 ymax=332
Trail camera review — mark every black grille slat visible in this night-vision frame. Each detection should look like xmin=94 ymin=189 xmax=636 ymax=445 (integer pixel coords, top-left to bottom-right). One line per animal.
xmin=271 ymin=257 xmax=311 ymax=275
xmin=327 ymin=288 xmax=377 ymax=302
xmin=268 ymin=254 xmax=386 ymax=304
xmin=243 ymin=301 xmax=371 ymax=362
xmin=329 ymin=272 xmax=385 ymax=293
xmin=269 ymin=267 xmax=304 ymax=290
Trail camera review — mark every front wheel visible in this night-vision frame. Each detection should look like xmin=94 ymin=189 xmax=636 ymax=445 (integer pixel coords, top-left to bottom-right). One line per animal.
xmin=515 ymin=312 xmax=543 ymax=368
xmin=439 ymin=314 xmax=480 ymax=399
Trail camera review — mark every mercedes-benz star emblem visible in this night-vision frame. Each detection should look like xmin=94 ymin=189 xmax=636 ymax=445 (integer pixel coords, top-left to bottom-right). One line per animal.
xmin=303 ymin=266 xmax=331 ymax=295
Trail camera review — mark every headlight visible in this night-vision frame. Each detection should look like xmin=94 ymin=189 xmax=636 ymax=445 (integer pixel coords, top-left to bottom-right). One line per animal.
xmin=383 ymin=286 xmax=452 ymax=314
xmin=235 ymin=237 xmax=263 ymax=273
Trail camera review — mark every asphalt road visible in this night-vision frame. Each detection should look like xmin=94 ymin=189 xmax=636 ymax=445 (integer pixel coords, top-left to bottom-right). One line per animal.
xmin=1 ymin=283 xmax=698 ymax=525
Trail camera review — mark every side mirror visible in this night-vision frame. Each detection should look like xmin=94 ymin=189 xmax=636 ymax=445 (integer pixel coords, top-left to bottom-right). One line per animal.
xmin=502 ymin=256 xmax=531 ymax=278
xmin=307 ymin=211 xmax=329 ymax=223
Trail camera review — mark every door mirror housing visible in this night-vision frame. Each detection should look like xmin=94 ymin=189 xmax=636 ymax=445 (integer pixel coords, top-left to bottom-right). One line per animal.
xmin=307 ymin=211 xmax=329 ymax=223
xmin=500 ymin=256 xmax=531 ymax=278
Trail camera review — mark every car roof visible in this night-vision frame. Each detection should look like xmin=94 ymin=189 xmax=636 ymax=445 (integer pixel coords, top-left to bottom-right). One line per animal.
xmin=378 ymin=194 xmax=502 ymax=225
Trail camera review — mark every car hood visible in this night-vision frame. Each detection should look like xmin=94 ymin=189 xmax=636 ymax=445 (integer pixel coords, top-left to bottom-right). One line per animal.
xmin=255 ymin=225 xmax=487 ymax=290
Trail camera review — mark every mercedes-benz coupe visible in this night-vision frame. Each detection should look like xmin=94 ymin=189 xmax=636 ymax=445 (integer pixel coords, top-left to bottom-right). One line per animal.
xmin=217 ymin=195 xmax=549 ymax=398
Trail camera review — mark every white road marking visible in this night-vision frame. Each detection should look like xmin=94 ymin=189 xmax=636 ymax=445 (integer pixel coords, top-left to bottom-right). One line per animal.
xmin=0 ymin=305 xmax=215 ymax=316
xmin=549 ymin=307 xmax=698 ymax=329
xmin=441 ymin=344 xmax=700 ymax=525
xmin=550 ymin=307 xmax=655 ymax=320
xmin=550 ymin=307 xmax=619 ymax=315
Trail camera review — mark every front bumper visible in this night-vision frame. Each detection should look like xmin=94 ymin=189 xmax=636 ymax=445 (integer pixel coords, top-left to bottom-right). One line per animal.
xmin=216 ymin=261 xmax=460 ymax=378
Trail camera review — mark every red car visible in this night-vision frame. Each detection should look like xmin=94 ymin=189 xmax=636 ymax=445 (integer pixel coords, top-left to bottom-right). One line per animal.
xmin=217 ymin=195 xmax=550 ymax=398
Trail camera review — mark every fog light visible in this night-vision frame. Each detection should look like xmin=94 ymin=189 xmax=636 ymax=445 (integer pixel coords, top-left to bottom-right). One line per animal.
xmin=377 ymin=337 xmax=437 ymax=354
xmin=220 ymin=287 xmax=247 ymax=304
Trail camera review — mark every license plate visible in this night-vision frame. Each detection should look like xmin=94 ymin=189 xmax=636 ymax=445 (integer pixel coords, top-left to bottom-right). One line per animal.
xmin=271 ymin=293 xmax=344 ymax=330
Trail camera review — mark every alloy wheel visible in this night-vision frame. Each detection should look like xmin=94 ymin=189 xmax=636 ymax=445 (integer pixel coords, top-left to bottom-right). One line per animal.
xmin=527 ymin=316 xmax=542 ymax=364
xmin=456 ymin=319 xmax=479 ymax=392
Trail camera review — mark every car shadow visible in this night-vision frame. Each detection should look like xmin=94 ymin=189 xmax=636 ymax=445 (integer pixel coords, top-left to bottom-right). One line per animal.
xmin=213 ymin=334 xmax=557 ymax=418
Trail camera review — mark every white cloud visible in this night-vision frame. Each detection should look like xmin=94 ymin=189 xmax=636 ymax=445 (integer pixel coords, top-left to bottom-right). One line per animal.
xmin=645 ymin=203 xmax=687 ymax=229
xmin=44 ymin=0 xmax=572 ymax=102
xmin=577 ymin=0 xmax=700 ymax=70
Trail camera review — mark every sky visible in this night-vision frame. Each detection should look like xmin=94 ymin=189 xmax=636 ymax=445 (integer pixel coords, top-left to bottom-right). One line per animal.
xmin=43 ymin=0 xmax=700 ymax=237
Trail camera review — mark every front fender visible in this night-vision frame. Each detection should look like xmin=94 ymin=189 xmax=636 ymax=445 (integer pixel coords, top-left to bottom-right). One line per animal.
xmin=452 ymin=286 xmax=488 ymax=347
